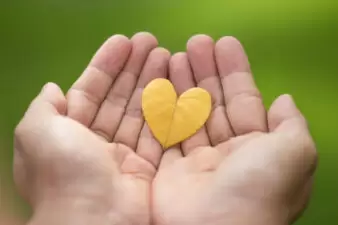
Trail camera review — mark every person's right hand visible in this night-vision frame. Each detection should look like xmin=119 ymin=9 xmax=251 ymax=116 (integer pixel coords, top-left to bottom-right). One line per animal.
xmin=14 ymin=32 xmax=170 ymax=225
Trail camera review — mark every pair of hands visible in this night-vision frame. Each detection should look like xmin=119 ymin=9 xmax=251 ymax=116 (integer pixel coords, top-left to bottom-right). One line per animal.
xmin=14 ymin=33 xmax=317 ymax=225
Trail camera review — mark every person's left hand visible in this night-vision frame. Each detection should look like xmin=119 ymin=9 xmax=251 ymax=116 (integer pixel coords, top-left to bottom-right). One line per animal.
xmin=151 ymin=35 xmax=317 ymax=225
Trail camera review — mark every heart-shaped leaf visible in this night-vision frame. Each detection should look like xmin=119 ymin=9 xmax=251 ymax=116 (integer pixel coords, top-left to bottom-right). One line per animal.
xmin=142 ymin=78 xmax=211 ymax=149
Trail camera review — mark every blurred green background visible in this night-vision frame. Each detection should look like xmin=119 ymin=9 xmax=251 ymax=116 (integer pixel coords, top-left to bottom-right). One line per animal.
xmin=0 ymin=0 xmax=337 ymax=224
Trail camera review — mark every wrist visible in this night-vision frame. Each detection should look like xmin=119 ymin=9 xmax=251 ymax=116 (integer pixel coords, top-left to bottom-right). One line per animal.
xmin=224 ymin=212 xmax=288 ymax=225
xmin=28 ymin=197 xmax=113 ymax=225
xmin=222 ymin=200 xmax=289 ymax=225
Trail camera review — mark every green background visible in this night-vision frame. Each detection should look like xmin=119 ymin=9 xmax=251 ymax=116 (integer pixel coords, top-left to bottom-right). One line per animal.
xmin=1 ymin=0 xmax=337 ymax=224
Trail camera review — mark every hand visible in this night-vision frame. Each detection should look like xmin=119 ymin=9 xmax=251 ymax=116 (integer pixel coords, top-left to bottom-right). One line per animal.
xmin=152 ymin=35 xmax=317 ymax=225
xmin=14 ymin=32 xmax=170 ymax=225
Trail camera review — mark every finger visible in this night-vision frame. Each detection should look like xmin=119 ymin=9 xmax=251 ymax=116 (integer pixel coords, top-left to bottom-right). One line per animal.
xmin=215 ymin=36 xmax=267 ymax=135
xmin=169 ymin=52 xmax=210 ymax=156
xmin=113 ymin=47 xmax=171 ymax=149
xmin=187 ymin=35 xmax=234 ymax=145
xmin=90 ymin=33 xmax=158 ymax=141
xmin=67 ymin=35 xmax=132 ymax=126
xmin=136 ymin=124 xmax=163 ymax=169
xmin=158 ymin=145 xmax=183 ymax=170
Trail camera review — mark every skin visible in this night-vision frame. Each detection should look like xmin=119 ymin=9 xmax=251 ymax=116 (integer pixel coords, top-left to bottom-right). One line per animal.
xmin=13 ymin=33 xmax=317 ymax=225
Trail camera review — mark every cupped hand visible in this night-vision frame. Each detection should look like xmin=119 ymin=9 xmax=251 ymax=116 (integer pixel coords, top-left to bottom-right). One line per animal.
xmin=14 ymin=33 xmax=170 ymax=225
xmin=152 ymin=35 xmax=317 ymax=225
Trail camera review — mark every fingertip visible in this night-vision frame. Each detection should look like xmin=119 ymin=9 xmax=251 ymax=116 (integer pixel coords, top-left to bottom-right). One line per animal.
xmin=134 ymin=47 xmax=171 ymax=88
xmin=215 ymin=36 xmax=250 ymax=75
xmin=186 ymin=34 xmax=218 ymax=83
xmin=268 ymin=94 xmax=303 ymax=131
xmin=143 ymin=47 xmax=171 ymax=76
xmin=187 ymin=34 xmax=215 ymax=50
xmin=171 ymin=52 xmax=187 ymax=61
xmin=168 ymin=52 xmax=194 ymax=95
xmin=41 ymin=82 xmax=64 ymax=97
xmin=90 ymin=34 xmax=132 ymax=76
xmin=151 ymin=47 xmax=171 ymax=59
xmin=169 ymin=52 xmax=189 ymax=73
xmin=270 ymin=94 xmax=299 ymax=116
xmin=215 ymin=36 xmax=242 ymax=50
xmin=41 ymin=82 xmax=67 ymax=115
xmin=131 ymin=32 xmax=159 ymax=47
xmin=101 ymin=34 xmax=132 ymax=53
xmin=105 ymin=34 xmax=130 ymax=44
xmin=282 ymin=94 xmax=295 ymax=102
xmin=277 ymin=94 xmax=296 ymax=106
xmin=144 ymin=47 xmax=171 ymax=72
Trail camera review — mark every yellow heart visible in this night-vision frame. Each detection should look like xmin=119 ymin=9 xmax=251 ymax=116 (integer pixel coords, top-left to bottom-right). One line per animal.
xmin=142 ymin=78 xmax=211 ymax=149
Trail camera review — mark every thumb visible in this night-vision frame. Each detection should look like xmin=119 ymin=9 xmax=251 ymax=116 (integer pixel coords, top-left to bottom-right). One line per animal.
xmin=25 ymin=82 xmax=67 ymax=119
xmin=268 ymin=94 xmax=317 ymax=172
xmin=267 ymin=94 xmax=307 ymax=133
xmin=38 ymin=82 xmax=67 ymax=115
xmin=20 ymin=82 xmax=67 ymax=125
xmin=15 ymin=82 xmax=67 ymax=146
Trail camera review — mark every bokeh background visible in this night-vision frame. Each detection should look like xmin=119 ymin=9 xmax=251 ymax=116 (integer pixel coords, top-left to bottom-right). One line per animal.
xmin=0 ymin=0 xmax=337 ymax=224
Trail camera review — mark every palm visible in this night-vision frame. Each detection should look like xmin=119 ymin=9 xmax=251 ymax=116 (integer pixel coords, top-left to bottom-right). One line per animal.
xmin=152 ymin=36 xmax=316 ymax=225
xmin=56 ymin=116 xmax=154 ymax=223
xmin=65 ymin=33 xmax=170 ymax=224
